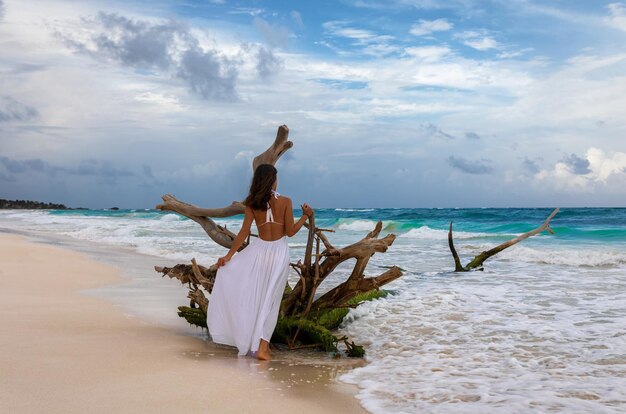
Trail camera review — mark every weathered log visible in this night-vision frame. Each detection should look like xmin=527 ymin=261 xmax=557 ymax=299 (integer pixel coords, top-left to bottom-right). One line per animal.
xmin=312 ymin=265 xmax=402 ymax=310
xmin=156 ymin=196 xmax=240 ymax=249
xmin=448 ymin=208 xmax=560 ymax=271
xmin=155 ymin=124 xmax=403 ymax=356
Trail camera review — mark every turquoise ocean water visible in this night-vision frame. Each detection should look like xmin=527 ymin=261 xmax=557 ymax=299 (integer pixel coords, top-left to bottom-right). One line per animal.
xmin=1 ymin=207 xmax=625 ymax=413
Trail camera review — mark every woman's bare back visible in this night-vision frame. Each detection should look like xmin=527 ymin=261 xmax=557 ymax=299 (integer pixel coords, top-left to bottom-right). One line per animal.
xmin=253 ymin=196 xmax=289 ymax=241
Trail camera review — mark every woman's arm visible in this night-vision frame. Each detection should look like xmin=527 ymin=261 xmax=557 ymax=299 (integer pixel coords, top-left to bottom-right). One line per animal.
xmin=216 ymin=206 xmax=254 ymax=267
xmin=284 ymin=198 xmax=311 ymax=237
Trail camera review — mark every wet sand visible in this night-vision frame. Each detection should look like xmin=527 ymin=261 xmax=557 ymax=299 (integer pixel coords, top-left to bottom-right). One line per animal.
xmin=0 ymin=233 xmax=366 ymax=413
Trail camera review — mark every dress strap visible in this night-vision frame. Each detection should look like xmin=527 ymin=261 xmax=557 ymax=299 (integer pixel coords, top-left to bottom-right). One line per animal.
xmin=261 ymin=190 xmax=282 ymax=226
xmin=266 ymin=202 xmax=274 ymax=223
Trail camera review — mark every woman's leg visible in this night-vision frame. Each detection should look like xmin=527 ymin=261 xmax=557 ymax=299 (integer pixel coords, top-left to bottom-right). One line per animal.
xmin=257 ymin=339 xmax=270 ymax=360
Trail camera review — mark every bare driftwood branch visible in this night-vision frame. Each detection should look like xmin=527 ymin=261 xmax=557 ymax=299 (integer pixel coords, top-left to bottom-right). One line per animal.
xmin=188 ymin=288 xmax=209 ymax=313
xmin=156 ymin=195 xmax=241 ymax=249
xmin=281 ymin=220 xmax=400 ymax=316
xmin=448 ymin=221 xmax=465 ymax=272
xmin=252 ymin=125 xmax=293 ymax=170
xmin=448 ymin=208 xmax=560 ymax=271
xmin=155 ymin=260 xmax=217 ymax=293
xmin=156 ymin=199 xmax=245 ymax=218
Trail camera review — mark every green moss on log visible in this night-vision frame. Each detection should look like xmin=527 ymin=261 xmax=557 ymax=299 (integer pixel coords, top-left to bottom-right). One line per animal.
xmin=272 ymin=317 xmax=339 ymax=353
xmin=316 ymin=289 xmax=388 ymax=330
xmin=177 ymin=306 xmax=207 ymax=328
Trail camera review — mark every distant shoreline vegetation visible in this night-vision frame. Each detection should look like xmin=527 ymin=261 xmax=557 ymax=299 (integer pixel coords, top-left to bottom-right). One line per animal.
xmin=0 ymin=199 xmax=72 ymax=210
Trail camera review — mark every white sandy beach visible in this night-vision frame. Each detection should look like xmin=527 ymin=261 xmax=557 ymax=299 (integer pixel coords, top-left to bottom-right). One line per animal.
xmin=0 ymin=233 xmax=366 ymax=414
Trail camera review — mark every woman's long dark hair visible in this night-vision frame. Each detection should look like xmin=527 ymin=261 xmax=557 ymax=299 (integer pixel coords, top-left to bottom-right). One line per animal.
xmin=244 ymin=164 xmax=277 ymax=211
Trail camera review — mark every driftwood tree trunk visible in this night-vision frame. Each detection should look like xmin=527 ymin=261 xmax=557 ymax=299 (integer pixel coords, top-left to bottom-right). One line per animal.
xmin=448 ymin=208 xmax=559 ymax=271
xmin=155 ymin=125 xmax=402 ymax=356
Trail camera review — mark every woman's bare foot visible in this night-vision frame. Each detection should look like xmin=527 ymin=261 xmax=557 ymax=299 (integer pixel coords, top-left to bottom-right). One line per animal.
xmin=257 ymin=339 xmax=270 ymax=361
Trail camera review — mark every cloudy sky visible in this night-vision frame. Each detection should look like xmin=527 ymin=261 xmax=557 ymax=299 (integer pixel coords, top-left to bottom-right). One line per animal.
xmin=1 ymin=0 xmax=625 ymax=208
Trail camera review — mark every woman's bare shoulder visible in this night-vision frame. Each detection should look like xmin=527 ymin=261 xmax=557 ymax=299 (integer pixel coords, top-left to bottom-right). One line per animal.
xmin=277 ymin=195 xmax=291 ymax=206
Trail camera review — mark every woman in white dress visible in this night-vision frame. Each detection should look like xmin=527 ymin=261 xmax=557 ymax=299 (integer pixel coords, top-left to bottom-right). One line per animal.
xmin=206 ymin=164 xmax=313 ymax=360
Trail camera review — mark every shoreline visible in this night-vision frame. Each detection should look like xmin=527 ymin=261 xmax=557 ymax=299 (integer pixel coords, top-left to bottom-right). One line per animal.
xmin=0 ymin=232 xmax=367 ymax=413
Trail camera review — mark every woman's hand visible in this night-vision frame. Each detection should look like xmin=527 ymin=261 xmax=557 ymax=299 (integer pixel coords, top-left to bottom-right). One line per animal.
xmin=216 ymin=256 xmax=231 ymax=268
xmin=301 ymin=203 xmax=314 ymax=218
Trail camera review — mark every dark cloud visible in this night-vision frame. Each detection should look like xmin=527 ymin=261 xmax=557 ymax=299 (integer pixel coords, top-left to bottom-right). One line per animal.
xmin=561 ymin=153 xmax=590 ymax=175
xmin=0 ymin=96 xmax=39 ymax=122
xmin=465 ymin=131 xmax=480 ymax=140
xmin=141 ymin=164 xmax=153 ymax=178
xmin=58 ymin=12 xmax=239 ymax=101
xmin=71 ymin=159 xmax=134 ymax=177
xmin=177 ymin=46 xmax=238 ymax=100
xmin=0 ymin=63 xmax=47 ymax=75
xmin=256 ymin=46 xmax=282 ymax=79
xmin=522 ymin=157 xmax=540 ymax=174
xmin=0 ymin=157 xmax=60 ymax=181
xmin=0 ymin=157 xmax=48 ymax=173
xmin=0 ymin=172 xmax=16 ymax=182
xmin=0 ymin=156 xmax=133 ymax=180
xmin=447 ymin=155 xmax=493 ymax=174
xmin=90 ymin=12 xmax=186 ymax=69
xmin=424 ymin=123 xmax=455 ymax=139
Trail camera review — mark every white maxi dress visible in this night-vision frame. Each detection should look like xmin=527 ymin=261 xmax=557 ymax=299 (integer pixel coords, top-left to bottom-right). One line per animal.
xmin=206 ymin=200 xmax=290 ymax=356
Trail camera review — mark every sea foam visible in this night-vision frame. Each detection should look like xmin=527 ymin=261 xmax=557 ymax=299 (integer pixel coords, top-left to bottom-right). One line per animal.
xmin=399 ymin=226 xmax=494 ymax=240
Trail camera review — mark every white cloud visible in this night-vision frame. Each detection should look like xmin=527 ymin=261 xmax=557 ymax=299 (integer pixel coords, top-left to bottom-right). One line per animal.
xmin=322 ymin=21 xmax=394 ymax=45
xmin=535 ymin=148 xmax=626 ymax=192
xmin=291 ymin=10 xmax=304 ymax=28
xmin=133 ymin=92 xmax=184 ymax=112
xmin=455 ymin=31 xmax=499 ymax=51
xmin=321 ymin=21 xmax=397 ymax=56
xmin=404 ymin=45 xmax=451 ymax=62
xmin=472 ymin=53 xmax=626 ymax=130
xmin=497 ymin=48 xmax=534 ymax=59
xmin=605 ymin=2 xmax=626 ymax=31
xmin=362 ymin=43 xmax=401 ymax=57
xmin=228 ymin=7 xmax=263 ymax=17
xmin=587 ymin=147 xmax=626 ymax=182
xmin=409 ymin=18 xmax=453 ymax=36
xmin=506 ymin=1 xmax=599 ymax=26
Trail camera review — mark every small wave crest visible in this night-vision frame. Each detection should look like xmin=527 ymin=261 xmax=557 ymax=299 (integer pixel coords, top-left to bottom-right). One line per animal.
xmin=337 ymin=219 xmax=378 ymax=231
xmin=400 ymin=226 xmax=493 ymax=240
xmin=160 ymin=214 xmax=181 ymax=222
